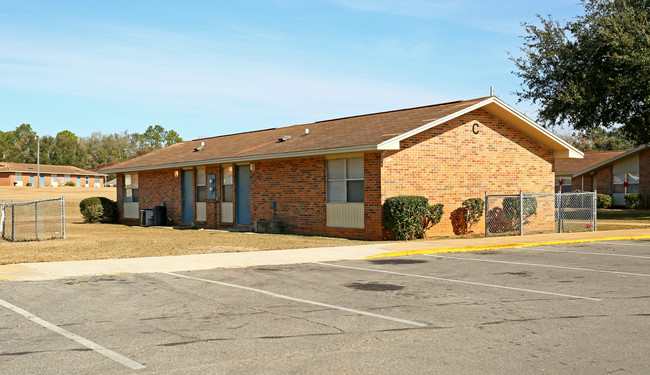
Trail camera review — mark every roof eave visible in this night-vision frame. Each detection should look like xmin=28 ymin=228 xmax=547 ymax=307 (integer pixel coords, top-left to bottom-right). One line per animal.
xmin=100 ymin=144 xmax=389 ymax=174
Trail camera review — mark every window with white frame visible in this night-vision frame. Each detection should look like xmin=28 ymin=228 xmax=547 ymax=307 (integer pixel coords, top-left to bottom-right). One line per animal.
xmin=124 ymin=173 xmax=139 ymax=203
xmin=555 ymin=177 xmax=571 ymax=193
xmin=327 ymin=158 xmax=364 ymax=203
xmin=196 ymin=167 xmax=206 ymax=202
xmin=613 ymin=173 xmax=639 ymax=194
xmin=222 ymin=166 xmax=233 ymax=202
xmin=65 ymin=174 xmax=71 ymax=183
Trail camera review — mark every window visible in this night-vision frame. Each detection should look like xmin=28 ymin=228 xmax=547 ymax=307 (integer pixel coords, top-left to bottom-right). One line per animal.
xmin=94 ymin=176 xmax=100 ymax=187
xmin=613 ymin=173 xmax=639 ymax=194
xmin=125 ymin=173 xmax=139 ymax=203
xmin=196 ymin=167 xmax=206 ymax=202
xmin=555 ymin=177 xmax=571 ymax=193
xmin=222 ymin=166 xmax=233 ymax=202
xmin=327 ymin=157 xmax=364 ymax=203
xmin=51 ymin=174 xmax=58 ymax=186
xmin=65 ymin=174 xmax=71 ymax=183
xmin=14 ymin=172 xmax=23 ymax=186
xmin=85 ymin=176 xmax=89 ymax=186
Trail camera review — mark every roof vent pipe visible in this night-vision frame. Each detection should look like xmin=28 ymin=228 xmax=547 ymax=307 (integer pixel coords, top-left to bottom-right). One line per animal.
xmin=305 ymin=128 xmax=309 ymax=135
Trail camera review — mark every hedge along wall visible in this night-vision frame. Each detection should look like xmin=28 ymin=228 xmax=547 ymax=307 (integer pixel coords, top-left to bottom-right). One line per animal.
xmin=380 ymin=109 xmax=555 ymax=236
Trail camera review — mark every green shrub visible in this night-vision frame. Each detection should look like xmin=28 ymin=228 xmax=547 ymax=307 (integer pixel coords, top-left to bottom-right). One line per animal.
xmin=79 ymin=197 xmax=118 ymax=223
xmin=461 ymin=198 xmax=484 ymax=230
xmin=597 ymin=194 xmax=612 ymax=209
xmin=383 ymin=196 xmax=444 ymax=240
xmin=625 ymin=193 xmax=641 ymax=209
xmin=502 ymin=196 xmax=538 ymax=230
xmin=64 ymin=181 xmax=76 ymax=187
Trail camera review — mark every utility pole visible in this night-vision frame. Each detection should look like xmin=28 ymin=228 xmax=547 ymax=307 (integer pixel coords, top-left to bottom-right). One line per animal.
xmin=36 ymin=135 xmax=40 ymax=188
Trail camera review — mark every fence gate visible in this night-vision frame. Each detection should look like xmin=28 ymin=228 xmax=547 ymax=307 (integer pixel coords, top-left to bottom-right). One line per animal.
xmin=485 ymin=191 xmax=596 ymax=237
xmin=1 ymin=197 xmax=66 ymax=242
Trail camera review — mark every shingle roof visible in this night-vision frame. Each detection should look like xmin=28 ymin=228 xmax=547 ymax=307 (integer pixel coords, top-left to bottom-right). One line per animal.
xmin=0 ymin=163 xmax=105 ymax=176
xmin=101 ymin=96 xmax=581 ymax=173
xmin=555 ymin=150 xmax=629 ymax=174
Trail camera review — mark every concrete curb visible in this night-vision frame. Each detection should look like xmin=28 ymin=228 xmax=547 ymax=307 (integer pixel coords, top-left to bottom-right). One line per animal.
xmin=366 ymin=234 xmax=650 ymax=259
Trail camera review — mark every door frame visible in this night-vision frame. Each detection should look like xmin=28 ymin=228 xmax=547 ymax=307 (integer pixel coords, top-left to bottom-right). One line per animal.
xmin=182 ymin=169 xmax=194 ymax=223
xmin=236 ymin=164 xmax=251 ymax=225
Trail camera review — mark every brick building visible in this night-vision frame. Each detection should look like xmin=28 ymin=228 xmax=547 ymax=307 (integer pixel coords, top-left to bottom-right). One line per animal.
xmin=555 ymin=145 xmax=650 ymax=207
xmin=0 ymin=163 xmax=106 ymax=188
xmin=101 ymin=96 xmax=582 ymax=239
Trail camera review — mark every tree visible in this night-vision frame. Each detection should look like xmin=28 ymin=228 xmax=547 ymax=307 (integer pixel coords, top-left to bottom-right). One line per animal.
xmin=560 ymin=127 xmax=635 ymax=151
xmin=511 ymin=0 xmax=650 ymax=145
xmin=51 ymin=130 xmax=82 ymax=166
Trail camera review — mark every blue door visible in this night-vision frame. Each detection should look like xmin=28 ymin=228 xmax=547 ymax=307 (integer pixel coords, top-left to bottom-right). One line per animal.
xmin=30 ymin=174 xmax=34 ymax=186
xmin=39 ymin=174 xmax=44 ymax=187
xmin=182 ymin=170 xmax=194 ymax=223
xmin=77 ymin=176 xmax=81 ymax=186
xmin=236 ymin=165 xmax=251 ymax=225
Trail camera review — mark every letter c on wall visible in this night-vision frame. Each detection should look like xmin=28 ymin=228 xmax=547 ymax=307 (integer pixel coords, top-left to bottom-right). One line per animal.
xmin=472 ymin=123 xmax=479 ymax=134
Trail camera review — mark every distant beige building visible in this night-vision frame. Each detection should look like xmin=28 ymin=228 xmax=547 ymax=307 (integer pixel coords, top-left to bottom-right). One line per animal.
xmin=0 ymin=163 xmax=106 ymax=187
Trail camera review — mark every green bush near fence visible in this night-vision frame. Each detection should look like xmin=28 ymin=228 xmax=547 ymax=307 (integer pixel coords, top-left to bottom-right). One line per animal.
xmin=597 ymin=194 xmax=613 ymax=209
xmin=625 ymin=193 xmax=641 ymax=209
xmin=383 ymin=196 xmax=444 ymax=240
xmin=79 ymin=197 xmax=118 ymax=223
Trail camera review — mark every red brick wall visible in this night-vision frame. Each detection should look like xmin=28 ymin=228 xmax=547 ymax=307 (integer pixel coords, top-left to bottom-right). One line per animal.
xmin=380 ymin=109 xmax=554 ymax=236
xmin=595 ymin=166 xmax=613 ymax=195
xmin=138 ymin=169 xmax=183 ymax=224
xmin=248 ymin=154 xmax=382 ymax=240
xmin=640 ymin=148 xmax=650 ymax=208
xmin=571 ymin=175 xmax=593 ymax=192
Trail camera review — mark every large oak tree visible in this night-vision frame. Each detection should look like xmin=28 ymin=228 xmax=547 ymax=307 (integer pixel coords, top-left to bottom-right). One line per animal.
xmin=511 ymin=0 xmax=650 ymax=145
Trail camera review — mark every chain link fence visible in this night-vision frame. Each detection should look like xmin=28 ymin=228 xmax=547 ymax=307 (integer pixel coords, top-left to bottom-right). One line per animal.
xmin=485 ymin=192 xmax=596 ymax=237
xmin=1 ymin=197 xmax=66 ymax=242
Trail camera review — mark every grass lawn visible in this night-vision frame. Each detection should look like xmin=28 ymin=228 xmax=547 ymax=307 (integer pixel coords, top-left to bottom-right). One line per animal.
xmin=0 ymin=186 xmax=369 ymax=264
xmin=598 ymin=209 xmax=650 ymax=223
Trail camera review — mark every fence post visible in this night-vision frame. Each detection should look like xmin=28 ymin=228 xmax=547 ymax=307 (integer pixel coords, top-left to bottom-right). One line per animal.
xmin=11 ymin=200 xmax=15 ymax=242
xmin=519 ymin=190 xmax=524 ymax=236
xmin=593 ymin=190 xmax=597 ymax=232
xmin=484 ymin=191 xmax=489 ymax=237
xmin=62 ymin=196 xmax=66 ymax=239
xmin=1 ymin=201 xmax=4 ymax=239
xmin=35 ymin=201 xmax=38 ymax=240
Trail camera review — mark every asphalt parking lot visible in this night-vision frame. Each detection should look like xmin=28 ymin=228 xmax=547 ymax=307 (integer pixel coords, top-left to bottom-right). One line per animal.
xmin=1 ymin=240 xmax=649 ymax=374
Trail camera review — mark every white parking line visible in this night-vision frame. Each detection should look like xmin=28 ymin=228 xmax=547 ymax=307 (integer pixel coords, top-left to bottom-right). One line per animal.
xmin=163 ymin=272 xmax=428 ymax=328
xmin=516 ymin=246 xmax=650 ymax=259
xmin=313 ymin=262 xmax=602 ymax=301
xmin=0 ymin=298 xmax=145 ymax=370
xmin=423 ymin=254 xmax=650 ymax=277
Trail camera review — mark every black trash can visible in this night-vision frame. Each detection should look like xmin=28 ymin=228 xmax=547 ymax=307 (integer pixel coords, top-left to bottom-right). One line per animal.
xmin=153 ymin=206 xmax=167 ymax=226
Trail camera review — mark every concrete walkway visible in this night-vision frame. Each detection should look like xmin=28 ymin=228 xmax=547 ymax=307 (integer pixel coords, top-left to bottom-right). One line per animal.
xmin=2 ymin=229 xmax=649 ymax=281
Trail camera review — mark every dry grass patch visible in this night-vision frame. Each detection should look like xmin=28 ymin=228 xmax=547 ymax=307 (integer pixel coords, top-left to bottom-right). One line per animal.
xmin=1 ymin=186 xmax=116 ymax=223
xmin=0 ymin=223 xmax=369 ymax=264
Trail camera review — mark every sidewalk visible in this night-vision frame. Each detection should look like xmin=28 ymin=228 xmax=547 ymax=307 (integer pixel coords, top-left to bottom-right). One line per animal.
xmin=2 ymin=228 xmax=649 ymax=281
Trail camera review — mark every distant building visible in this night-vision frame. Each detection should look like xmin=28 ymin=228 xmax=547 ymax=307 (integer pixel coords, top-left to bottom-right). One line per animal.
xmin=555 ymin=145 xmax=649 ymax=207
xmin=0 ymin=163 xmax=107 ymax=187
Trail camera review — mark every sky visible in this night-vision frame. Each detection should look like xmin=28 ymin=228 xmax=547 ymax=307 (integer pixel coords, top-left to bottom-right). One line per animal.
xmin=0 ymin=0 xmax=584 ymax=141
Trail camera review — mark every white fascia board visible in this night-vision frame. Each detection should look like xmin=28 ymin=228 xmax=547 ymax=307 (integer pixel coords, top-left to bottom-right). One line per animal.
xmin=8 ymin=169 xmax=106 ymax=176
xmin=376 ymin=97 xmax=495 ymax=149
xmin=376 ymin=96 xmax=584 ymax=159
xmin=100 ymin=144 xmax=381 ymax=174
xmin=491 ymin=96 xmax=583 ymax=158
xmin=571 ymin=144 xmax=648 ymax=177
